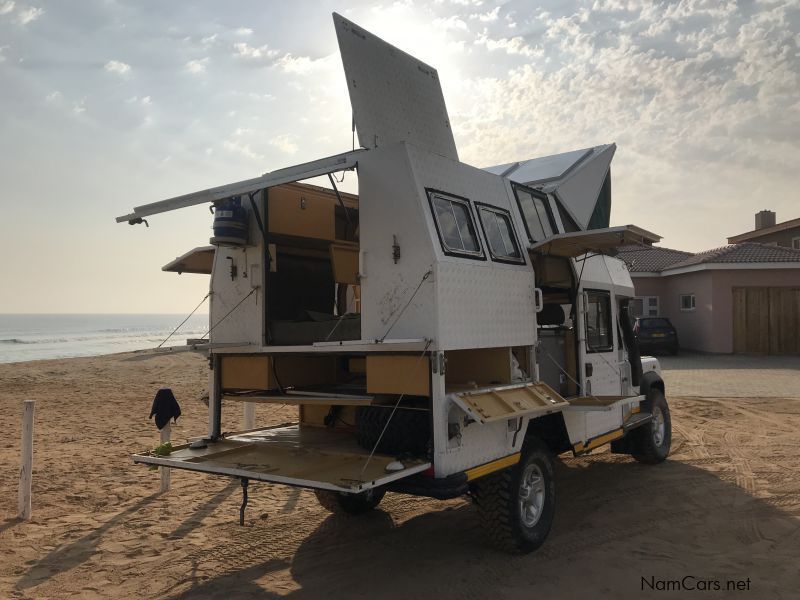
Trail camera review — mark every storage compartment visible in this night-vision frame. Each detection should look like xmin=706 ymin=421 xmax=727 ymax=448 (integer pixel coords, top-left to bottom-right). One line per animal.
xmin=220 ymin=355 xmax=338 ymax=392
xmin=366 ymin=354 xmax=431 ymax=396
xmin=263 ymin=182 xmax=361 ymax=346
xmin=444 ymin=347 xmax=531 ymax=392
xmin=268 ymin=184 xmax=336 ymax=241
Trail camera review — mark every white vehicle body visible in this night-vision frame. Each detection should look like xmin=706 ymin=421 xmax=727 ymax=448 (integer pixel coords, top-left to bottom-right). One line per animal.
xmin=118 ymin=14 xmax=670 ymax=550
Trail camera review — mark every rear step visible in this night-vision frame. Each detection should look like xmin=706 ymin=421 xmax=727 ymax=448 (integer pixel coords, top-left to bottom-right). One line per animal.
xmin=623 ymin=411 xmax=653 ymax=431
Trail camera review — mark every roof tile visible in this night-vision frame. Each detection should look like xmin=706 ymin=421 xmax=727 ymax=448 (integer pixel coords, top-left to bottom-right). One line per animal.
xmin=617 ymin=242 xmax=800 ymax=273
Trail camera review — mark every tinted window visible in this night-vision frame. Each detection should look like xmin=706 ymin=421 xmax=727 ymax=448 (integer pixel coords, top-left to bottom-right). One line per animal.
xmin=478 ymin=206 xmax=524 ymax=263
xmin=640 ymin=318 xmax=671 ymax=328
xmin=586 ymin=290 xmax=613 ymax=352
xmin=513 ymin=184 xmax=556 ymax=243
xmin=429 ymin=192 xmax=482 ymax=257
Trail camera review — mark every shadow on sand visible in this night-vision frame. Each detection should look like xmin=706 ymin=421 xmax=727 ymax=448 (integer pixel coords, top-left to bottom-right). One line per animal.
xmin=16 ymin=481 xmax=237 ymax=591
xmin=168 ymin=456 xmax=799 ymax=599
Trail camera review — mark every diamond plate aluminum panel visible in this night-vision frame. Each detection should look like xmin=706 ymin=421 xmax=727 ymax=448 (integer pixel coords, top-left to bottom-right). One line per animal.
xmin=334 ymin=13 xmax=458 ymax=161
xmin=358 ymin=144 xmax=439 ymax=342
xmin=436 ymin=261 xmax=536 ymax=349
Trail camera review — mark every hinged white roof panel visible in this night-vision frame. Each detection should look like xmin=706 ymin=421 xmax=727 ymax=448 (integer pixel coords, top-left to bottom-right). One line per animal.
xmin=333 ymin=13 xmax=458 ymax=161
xmin=484 ymin=148 xmax=592 ymax=185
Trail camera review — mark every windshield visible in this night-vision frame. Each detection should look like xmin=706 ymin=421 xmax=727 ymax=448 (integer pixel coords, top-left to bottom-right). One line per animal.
xmin=639 ymin=318 xmax=671 ymax=328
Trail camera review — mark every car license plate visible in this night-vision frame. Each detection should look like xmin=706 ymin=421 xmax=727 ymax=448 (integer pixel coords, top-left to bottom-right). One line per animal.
xmin=652 ymin=333 xmax=666 ymax=338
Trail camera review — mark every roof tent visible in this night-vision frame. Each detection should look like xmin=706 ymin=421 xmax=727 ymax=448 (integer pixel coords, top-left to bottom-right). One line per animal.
xmin=484 ymin=144 xmax=616 ymax=232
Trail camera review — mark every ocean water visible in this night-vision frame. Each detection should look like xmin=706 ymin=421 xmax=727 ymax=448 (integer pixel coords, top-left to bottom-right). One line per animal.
xmin=0 ymin=314 xmax=209 ymax=363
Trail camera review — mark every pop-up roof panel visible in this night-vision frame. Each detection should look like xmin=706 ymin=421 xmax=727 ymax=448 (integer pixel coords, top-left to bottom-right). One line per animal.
xmin=484 ymin=144 xmax=616 ymax=230
xmin=333 ymin=13 xmax=458 ymax=161
xmin=484 ymin=148 xmax=592 ymax=184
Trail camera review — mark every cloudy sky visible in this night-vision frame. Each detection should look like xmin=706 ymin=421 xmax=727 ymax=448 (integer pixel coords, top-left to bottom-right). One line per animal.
xmin=1 ymin=0 xmax=798 ymax=313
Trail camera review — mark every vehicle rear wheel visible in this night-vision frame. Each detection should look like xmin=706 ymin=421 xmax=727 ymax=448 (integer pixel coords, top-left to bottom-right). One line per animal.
xmin=314 ymin=487 xmax=386 ymax=515
xmin=631 ymin=389 xmax=671 ymax=464
xmin=471 ymin=439 xmax=555 ymax=553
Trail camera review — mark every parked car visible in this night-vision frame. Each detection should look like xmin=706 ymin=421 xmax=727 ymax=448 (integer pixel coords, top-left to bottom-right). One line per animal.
xmin=634 ymin=317 xmax=679 ymax=355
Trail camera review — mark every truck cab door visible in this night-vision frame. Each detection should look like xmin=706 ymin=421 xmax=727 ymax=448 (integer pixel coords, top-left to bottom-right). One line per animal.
xmin=581 ymin=288 xmax=621 ymax=395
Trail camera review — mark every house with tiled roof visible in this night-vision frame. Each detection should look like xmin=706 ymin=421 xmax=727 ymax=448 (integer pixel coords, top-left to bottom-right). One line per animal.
xmin=616 ymin=241 xmax=800 ymax=354
xmin=727 ymin=210 xmax=800 ymax=249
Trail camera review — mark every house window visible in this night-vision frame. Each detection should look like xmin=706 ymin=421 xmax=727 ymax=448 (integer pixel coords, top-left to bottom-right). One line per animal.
xmin=477 ymin=204 xmax=525 ymax=264
xmin=680 ymin=294 xmax=696 ymax=311
xmin=585 ymin=290 xmax=613 ymax=353
xmin=792 ymin=237 xmax=800 ymax=250
xmin=512 ymin=183 xmax=557 ymax=243
xmin=428 ymin=191 xmax=484 ymax=259
xmin=632 ymin=296 xmax=659 ymax=318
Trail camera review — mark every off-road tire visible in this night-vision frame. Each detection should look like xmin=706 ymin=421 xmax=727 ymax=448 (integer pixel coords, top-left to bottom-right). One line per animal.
xmin=314 ymin=488 xmax=386 ymax=515
xmin=630 ymin=389 xmax=671 ymax=464
xmin=471 ymin=439 xmax=556 ymax=554
xmin=355 ymin=404 xmax=430 ymax=455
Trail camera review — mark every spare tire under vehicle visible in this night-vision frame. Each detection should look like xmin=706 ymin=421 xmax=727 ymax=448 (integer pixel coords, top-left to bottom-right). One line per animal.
xmin=355 ymin=403 xmax=430 ymax=456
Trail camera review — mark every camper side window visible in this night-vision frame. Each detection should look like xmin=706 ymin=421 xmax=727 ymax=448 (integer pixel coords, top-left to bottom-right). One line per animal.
xmin=585 ymin=290 xmax=613 ymax=353
xmin=428 ymin=191 xmax=484 ymax=258
xmin=476 ymin=204 xmax=525 ymax=264
xmin=512 ymin=184 xmax=556 ymax=243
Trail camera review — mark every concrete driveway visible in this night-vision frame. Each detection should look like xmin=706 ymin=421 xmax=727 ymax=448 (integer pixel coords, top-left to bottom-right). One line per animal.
xmin=656 ymin=352 xmax=800 ymax=397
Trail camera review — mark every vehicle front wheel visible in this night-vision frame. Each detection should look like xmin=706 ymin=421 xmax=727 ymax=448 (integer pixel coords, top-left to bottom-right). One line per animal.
xmin=472 ymin=439 xmax=556 ymax=554
xmin=314 ymin=487 xmax=386 ymax=515
xmin=631 ymin=389 xmax=671 ymax=464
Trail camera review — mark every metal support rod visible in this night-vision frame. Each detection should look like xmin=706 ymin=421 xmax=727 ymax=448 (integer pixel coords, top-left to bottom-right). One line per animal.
xmin=243 ymin=402 xmax=255 ymax=429
xmin=247 ymin=191 xmax=266 ymax=237
xmin=327 ymin=172 xmax=352 ymax=227
xmin=211 ymin=355 xmax=222 ymax=440
xmin=239 ymin=477 xmax=249 ymax=526
xmin=18 ymin=400 xmax=35 ymax=521
xmin=160 ymin=423 xmax=171 ymax=493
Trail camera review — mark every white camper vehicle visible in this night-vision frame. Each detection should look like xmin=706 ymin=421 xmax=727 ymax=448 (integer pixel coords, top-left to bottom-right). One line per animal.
xmin=118 ymin=14 xmax=671 ymax=553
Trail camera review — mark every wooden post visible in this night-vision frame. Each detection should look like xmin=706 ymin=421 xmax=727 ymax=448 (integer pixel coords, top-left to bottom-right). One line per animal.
xmin=160 ymin=423 xmax=171 ymax=493
xmin=243 ymin=402 xmax=255 ymax=430
xmin=18 ymin=400 xmax=35 ymax=521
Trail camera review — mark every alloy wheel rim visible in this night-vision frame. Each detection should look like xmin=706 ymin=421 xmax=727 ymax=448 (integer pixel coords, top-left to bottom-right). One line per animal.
xmin=652 ymin=406 xmax=665 ymax=446
xmin=519 ymin=463 xmax=546 ymax=528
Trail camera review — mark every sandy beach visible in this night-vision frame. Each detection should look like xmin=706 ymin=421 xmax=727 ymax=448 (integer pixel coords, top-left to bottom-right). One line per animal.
xmin=1 ymin=351 xmax=799 ymax=599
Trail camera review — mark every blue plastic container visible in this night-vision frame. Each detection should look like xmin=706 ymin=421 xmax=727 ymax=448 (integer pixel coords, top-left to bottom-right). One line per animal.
xmin=211 ymin=196 xmax=249 ymax=246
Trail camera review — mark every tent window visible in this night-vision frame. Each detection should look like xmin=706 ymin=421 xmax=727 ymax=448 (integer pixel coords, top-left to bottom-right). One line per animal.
xmin=428 ymin=191 xmax=484 ymax=258
xmin=513 ymin=183 xmax=556 ymax=243
xmin=477 ymin=205 xmax=525 ymax=264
